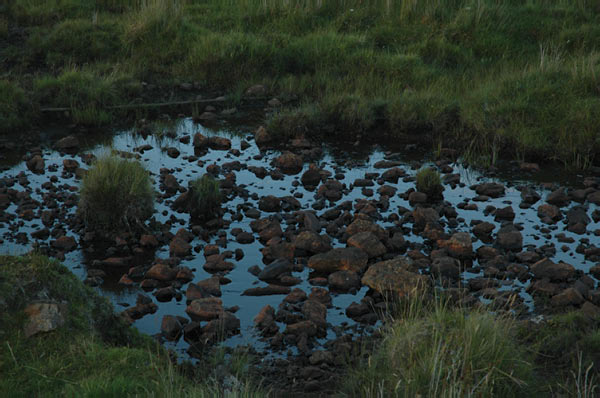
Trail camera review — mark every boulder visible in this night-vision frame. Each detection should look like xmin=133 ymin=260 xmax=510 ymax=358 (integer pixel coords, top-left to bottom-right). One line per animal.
xmin=473 ymin=183 xmax=505 ymax=198
xmin=347 ymin=232 xmax=386 ymax=259
xmin=437 ymin=232 xmax=473 ymax=259
xmin=169 ymin=237 xmax=191 ymax=257
xmin=294 ymin=231 xmax=332 ymax=254
xmin=361 ymin=257 xmax=430 ymax=296
xmin=54 ymin=135 xmax=79 ymax=152
xmin=530 ymin=258 xmax=575 ymax=282
xmin=307 ymin=248 xmax=368 ymax=273
xmin=328 ymin=270 xmax=361 ymax=291
xmin=495 ymin=224 xmax=522 ymax=252
xmin=24 ymin=302 xmax=65 ymax=337
xmin=185 ymin=297 xmax=223 ymax=321
xmin=145 ymin=263 xmax=176 ymax=282
xmin=274 ymin=152 xmax=303 ymax=174
xmin=258 ymin=258 xmax=293 ymax=281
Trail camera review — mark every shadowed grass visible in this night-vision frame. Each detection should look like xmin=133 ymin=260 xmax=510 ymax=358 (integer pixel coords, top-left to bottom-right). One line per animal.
xmin=188 ymin=174 xmax=221 ymax=222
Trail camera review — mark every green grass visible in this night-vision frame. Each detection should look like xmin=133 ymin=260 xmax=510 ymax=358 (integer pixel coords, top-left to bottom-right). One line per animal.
xmin=78 ymin=154 xmax=154 ymax=232
xmin=0 ymin=79 xmax=30 ymax=133
xmin=188 ymin=174 xmax=221 ymax=222
xmin=343 ymin=295 xmax=600 ymax=397
xmin=3 ymin=0 xmax=600 ymax=165
xmin=415 ymin=167 xmax=443 ymax=199
xmin=0 ymin=254 xmax=266 ymax=397
xmin=343 ymin=298 xmax=535 ymax=397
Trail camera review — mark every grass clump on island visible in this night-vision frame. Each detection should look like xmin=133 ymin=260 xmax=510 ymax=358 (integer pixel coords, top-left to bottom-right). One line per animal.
xmin=0 ymin=254 xmax=266 ymax=397
xmin=415 ymin=167 xmax=443 ymax=200
xmin=2 ymin=0 xmax=600 ymax=166
xmin=187 ymin=174 xmax=221 ymax=222
xmin=79 ymin=154 xmax=154 ymax=233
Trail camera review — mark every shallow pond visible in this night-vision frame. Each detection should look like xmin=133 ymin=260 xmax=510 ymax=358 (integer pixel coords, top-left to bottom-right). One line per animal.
xmin=1 ymin=117 xmax=600 ymax=361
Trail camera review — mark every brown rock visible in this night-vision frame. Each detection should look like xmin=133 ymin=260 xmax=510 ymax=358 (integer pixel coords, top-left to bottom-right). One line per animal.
xmin=346 ymin=219 xmax=386 ymax=240
xmin=145 ymin=263 xmax=176 ymax=282
xmin=54 ymin=135 xmax=79 ymax=152
xmin=242 ymin=285 xmax=291 ymax=296
xmin=274 ymin=152 xmax=303 ymax=174
xmin=347 ymin=232 xmax=386 ymax=258
xmin=531 ymin=258 xmax=575 ymax=281
xmin=301 ymin=164 xmax=322 ymax=186
xmin=24 ymin=302 xmax=65 ymax=337
xmin=26 ymin=155 xmax=45 ymax=174
xmin=437 ymin=232 xmax=473 ymax=259
xmin=361 ymin=257 xmax=430 ymax=296
xmin=161 ymin=315 xmax=185 ymax=340
xmin=308 ymin=247 xmax=368 ymax=273
xmin=473 ymin=183 xmax=505 ymax=198
xmin=294 ymin=231 xmax=332 ymax=254
xmin=169 ymin=237 xmax=191 ymax=257
xmin=551 ymin=288 xmax=584 ymax=307
xmin=185 ymin=297 xmax=223 ymax=321
xmin=51 ymin=236 xmax=77 ymax=252
xmin=302 ymin=300 xmax=327 ymax=329
xmin=285 ymin=320 xmax=317 ymax=337
xmin=538 ymin=204 xmax=562 ymax=222
xmin=328 ymin=270 xmax=361 ymax=291
xmin=254 ymin=126 xmax=271 ymax=146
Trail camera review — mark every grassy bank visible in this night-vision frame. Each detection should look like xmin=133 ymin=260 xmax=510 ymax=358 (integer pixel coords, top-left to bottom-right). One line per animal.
xmin=1 ymin=0 xmax=600 ymax=166
xmin=0 ymin=254 xmax=263 ymax=397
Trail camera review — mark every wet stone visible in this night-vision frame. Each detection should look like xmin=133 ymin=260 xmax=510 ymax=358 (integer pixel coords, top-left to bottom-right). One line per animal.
xmin=242 ymin=285 xmax=291 ymax=296
xmin=346 ymin=232 xmax=386 ymax=259
xmin=328 ymin=270 xmax=360 ymax=292
xmin=307 ymin=247 xmax=368 ymax=274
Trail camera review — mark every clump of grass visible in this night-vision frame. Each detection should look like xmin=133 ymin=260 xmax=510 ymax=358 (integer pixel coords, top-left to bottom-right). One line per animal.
xmin=34 ymin=68 xmax=119 ymax=125
xmin=344 ymin=299 xmax=535 ymax=397
xmin=187 ymin=174 xmax=221 ymax=222
xmin=415 ymin=167 xmax=443 ymax=200
xmin=0 ymin=80 xmax=30 ymax=134
xmin=79 ymin=154 xmax=154 ymax=232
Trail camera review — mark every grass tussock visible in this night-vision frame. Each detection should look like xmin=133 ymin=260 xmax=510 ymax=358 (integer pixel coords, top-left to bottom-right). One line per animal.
xmin=3 ymin=0 xmax=600 ymax=166
xmin=344 ymin=299 xmax=534 ymax=397
xmin=415 ymin=167 xmax=443 ymax=199
xmin=78 ymin=154 xmax=154 ymax=232
xmin=188 ymin=174 xmax=221 ymax=222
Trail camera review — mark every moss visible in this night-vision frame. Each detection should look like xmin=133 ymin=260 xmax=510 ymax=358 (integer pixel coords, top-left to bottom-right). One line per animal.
xmin=78 ymin=154 xmax=154 ymax=233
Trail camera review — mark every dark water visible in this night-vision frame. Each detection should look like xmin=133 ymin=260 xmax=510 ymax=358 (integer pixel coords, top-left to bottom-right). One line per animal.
xmin=1 ymin=118 xmax=599 ymax=360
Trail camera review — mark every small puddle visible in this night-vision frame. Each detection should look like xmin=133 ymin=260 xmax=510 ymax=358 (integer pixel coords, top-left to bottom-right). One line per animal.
xmin=1 ymin=117 xmax=599 ymax=361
